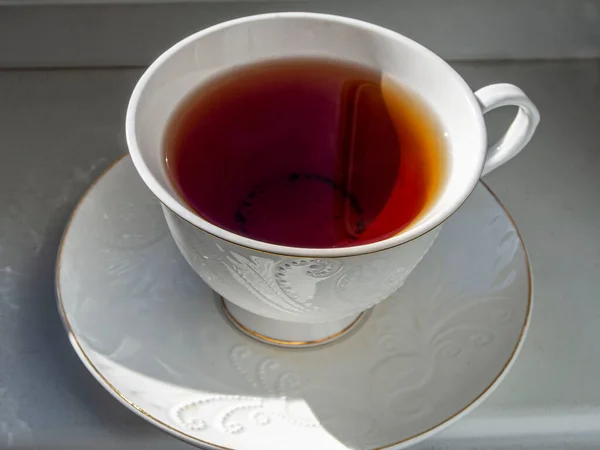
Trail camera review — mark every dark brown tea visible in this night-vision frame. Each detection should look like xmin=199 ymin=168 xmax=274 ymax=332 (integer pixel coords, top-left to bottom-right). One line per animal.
xmin=165 ymin=58 xmax=446 ymax=248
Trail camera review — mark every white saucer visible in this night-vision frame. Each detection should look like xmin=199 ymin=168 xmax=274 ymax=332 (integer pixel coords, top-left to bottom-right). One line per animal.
xmin=56 ymin=156 xmax=531 ymax=450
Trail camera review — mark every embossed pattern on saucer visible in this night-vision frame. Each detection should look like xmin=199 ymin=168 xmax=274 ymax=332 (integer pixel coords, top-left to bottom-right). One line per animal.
xmin=57 ymin=156 xmax=531 ymax=450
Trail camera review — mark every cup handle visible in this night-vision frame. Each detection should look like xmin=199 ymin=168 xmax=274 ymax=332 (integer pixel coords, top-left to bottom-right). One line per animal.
xmin=474 ymin=83 xmax=540 ymax=176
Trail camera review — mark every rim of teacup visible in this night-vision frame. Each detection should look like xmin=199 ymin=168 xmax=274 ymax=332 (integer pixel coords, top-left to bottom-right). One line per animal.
xmin=126 ymin=12 xmax=486 ymax=258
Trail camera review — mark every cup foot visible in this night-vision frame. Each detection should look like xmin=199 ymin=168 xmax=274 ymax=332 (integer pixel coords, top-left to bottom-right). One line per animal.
xmin=220 ymin=299 xmax=365 ymax=348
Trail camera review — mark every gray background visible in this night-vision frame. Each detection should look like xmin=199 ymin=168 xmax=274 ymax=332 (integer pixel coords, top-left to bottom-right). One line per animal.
xmin=1 ymin=1 xmax=600 ymax=449
xmin=1 ymin=0 xmax=600 ymax=68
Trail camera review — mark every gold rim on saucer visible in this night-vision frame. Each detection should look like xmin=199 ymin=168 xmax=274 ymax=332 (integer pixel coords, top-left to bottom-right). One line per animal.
xmin=55 ymin=155 xmax=532 ymax=450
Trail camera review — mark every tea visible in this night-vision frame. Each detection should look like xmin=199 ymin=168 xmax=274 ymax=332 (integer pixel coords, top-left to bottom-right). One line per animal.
xmin=165 ymin=58 xmax=446 ymax=248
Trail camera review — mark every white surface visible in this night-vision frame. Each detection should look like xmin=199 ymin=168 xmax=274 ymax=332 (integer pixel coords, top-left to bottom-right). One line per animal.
xmin=0 ymin=61 xmax=598 ymax=448
xmin=1 ymin=1 xmax=600 ymax=68
xmin=57 ymin=157 xmax=530 ymax=449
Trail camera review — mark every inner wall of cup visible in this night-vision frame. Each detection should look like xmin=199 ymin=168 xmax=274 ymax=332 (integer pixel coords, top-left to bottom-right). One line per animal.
xmin=133 ymin=14 xmax=483 ymax=235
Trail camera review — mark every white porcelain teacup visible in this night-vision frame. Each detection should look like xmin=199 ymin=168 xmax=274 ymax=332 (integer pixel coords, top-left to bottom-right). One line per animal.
xmin=126 ymin=12 xmax=539 ymax=346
